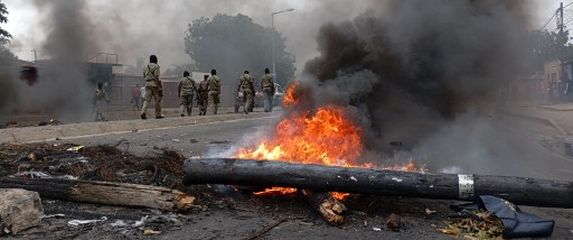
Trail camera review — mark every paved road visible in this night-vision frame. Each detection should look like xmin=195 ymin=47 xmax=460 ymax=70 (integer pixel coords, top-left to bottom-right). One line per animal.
xmin=57 ymin=114 xmax=278 ymax=158
xmin=7 ymin=107 xmax=573 ymax=239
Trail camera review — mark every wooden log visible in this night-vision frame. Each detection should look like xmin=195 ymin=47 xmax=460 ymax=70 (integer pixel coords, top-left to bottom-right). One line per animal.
xmin=0 ymin=189 xmax=43 ymax=235
xmin=301 ymin=190 xmax=346 ymax=225
xmin=0 ymin=178 xmax=195 ymax=212
xmin=183 ymin=158 xmax=573 ymax=208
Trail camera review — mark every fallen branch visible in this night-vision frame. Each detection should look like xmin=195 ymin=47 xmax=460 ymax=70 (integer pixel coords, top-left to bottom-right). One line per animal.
xmin=183 ymin=158 xmax=573 ymax=208
xmin=301 ymin=190 xmax=346 ymax=225
xmin=0 ymin=177 xmax=195 ymax=212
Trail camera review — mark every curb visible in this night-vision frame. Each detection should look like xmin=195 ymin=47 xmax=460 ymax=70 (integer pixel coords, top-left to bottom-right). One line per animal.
xmin=536 ymin=106 xmax=573 ymax=112
xmin=0 ymin=112 xmax=275 ymax=144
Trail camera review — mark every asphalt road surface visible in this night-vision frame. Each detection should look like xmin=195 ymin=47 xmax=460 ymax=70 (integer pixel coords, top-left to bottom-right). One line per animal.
xmin=23 ymin=111 xmax=569 ymax=239
xmin=56 ymin=114 xmax=279 ymax=158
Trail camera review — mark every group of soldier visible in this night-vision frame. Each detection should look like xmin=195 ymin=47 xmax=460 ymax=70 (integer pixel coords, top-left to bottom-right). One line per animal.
xmin=236 ymin=68 xmax=276 ymax=114
xmin=137 ymin=54 xmax=275 ymax=120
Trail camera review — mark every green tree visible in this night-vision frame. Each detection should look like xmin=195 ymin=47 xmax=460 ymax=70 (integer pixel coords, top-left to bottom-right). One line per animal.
xmin=0 ymin=0 xmax=16 ymax=114
xmin=0 ymin=1 xmax=12 ymax=45
xmin=525 ymin=30 xmax=573 ymax=73
xmin=185 ymin=14 xmax=295 ymax=91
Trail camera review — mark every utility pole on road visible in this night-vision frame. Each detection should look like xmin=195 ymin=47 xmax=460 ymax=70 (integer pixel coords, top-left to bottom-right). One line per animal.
xmin=271 ymin=8 xmax=294 ymax=80
xmin=559 ymin=2 xmax=565 ymax=36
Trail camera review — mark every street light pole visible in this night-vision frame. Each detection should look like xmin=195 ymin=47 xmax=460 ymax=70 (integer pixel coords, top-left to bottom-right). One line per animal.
xmin=271 ymin=8 xmax=294 ymax=79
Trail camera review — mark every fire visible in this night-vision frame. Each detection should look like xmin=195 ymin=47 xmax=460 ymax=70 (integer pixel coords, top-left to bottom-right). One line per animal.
xmin=282 ymin=81 xmax=300 ymax=108
xmin=236 ymin=105 xmax=365 ymax=167
xmin=236 ymin=82 xmax=419 ymax=201
xmin=253 ymin=187 xmax=298 ymax=196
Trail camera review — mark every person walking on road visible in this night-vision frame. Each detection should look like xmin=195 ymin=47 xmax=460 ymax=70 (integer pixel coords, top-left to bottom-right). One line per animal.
xmin=237 ymin=70 xmax=255 ymax=114
xmin=178 ymin=71 xmax=197 ymax=117
xmin=131 ymin=84 xmax=142 ymax=110
xmin=94 ymin=82 xmax=110 ymax=122
xmin=197 ymin=75 xmax=209 ymax=116
xmin=260 ymin=68 xmax=275 ymax=112
xmin=207 ymin=69 xmax=222 ymax=115
xmin=141 ymin=55 xmax=164 ymax=120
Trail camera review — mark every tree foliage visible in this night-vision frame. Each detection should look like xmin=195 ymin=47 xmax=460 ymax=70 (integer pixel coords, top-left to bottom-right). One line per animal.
xmin=526 ymin=30 xmax=571 ymax=73
xmin=185 ymin=14 xmax=295 ymax=89
xmin=0 ymin=1 xmax=12 ymax=45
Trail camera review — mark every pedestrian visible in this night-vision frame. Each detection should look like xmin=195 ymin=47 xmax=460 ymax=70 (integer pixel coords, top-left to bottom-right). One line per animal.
xmin=178 ymin=71 xmax=197 ymax=117
xmin=141 ymin=55 xmax=164 ymax=119
xmin=131 ymin=84 xmax=142 ymax=110
xmin=237 ymin=70 xmax=255 ymax=114
xmin=234 ymin=91 xmax=242 ymax=113
xmin=94 ymin=82 xmax=110 ymax=122
xmin=260 ymin=68 xmax=275 ymax=112
xmin=197 ymin=75 xmax=209 ymax=116
xmin=207 ymin=69 xmax=222 ymax=115
xmin=140 ymin=85 xmax=146 ymax=109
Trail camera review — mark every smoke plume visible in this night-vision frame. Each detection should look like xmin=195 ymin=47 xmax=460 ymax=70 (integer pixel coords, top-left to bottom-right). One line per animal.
xmin=0 ymin=0 xmax=100 ymax=120
xmin=300 ymin=1 xmax=558 ymax=177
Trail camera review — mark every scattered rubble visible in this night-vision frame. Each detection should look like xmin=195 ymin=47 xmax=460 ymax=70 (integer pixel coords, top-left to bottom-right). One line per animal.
xmin=143 ymin=228 xmax=161 ymax=236
xmin=0 ymin=143 xmax=186 ymax=189
xmin=68 ymin=216 xmax=108 ymax=226
xmin=437 ymin=211 xmax=504 ymax=239
xmin=386 ymin=214 xmax=401 ymax=232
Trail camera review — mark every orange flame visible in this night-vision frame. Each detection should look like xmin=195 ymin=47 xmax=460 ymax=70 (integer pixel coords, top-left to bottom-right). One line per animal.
xmin=237 ymin=96 xmax=365 ymax=201
xmin=236 ymin=82 xmax=420 ymax=201
xmin=237 ymin=106 xmax=364 ymax=167
xmin=282 ymin=81 xmax=300 ymax=107
xmin=253 ymin=187 xmax=298 ymax=197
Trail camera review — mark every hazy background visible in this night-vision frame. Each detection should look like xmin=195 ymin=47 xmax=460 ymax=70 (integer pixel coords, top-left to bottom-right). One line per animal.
xmin=2 ymin=0 xmax=561 ymax=76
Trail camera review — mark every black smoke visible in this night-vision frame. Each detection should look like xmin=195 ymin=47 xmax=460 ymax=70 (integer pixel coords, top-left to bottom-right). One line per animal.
xmin=304 ymin=0 xmax=529 ymax=145
xmin=23 ymin=0 xmax=99 ymax=120
xmin=301 ymin=1 xmax=555 ymax=177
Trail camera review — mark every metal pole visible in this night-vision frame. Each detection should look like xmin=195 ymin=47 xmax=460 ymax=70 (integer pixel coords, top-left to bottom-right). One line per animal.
xmin=559 ymin=2 xmax=566 ymax=100
xmin=560 ymin=2 xmax=564 ymax=35
xmin=272 ymin=14 xmax=275 ymax=77
xmin=270 ymin=9 xmax=294 ymax=79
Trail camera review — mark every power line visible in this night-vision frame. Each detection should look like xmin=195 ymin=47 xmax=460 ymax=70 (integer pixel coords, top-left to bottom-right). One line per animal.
xmin=541 ymin=12 xmax=557 ymax=30
xmin=539 ymin=2 xmax=573 ymax=31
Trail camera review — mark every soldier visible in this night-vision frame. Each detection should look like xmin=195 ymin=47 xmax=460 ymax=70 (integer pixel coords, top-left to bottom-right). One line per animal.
xmin=94 ymin=82 xmax=110 ymax=122
xmin=207 ymin=69 xmax=222 ymax=115
xmin=197 ymin=75 xmax=209 ymax=116
xmin=260 ymin=68 xmax=275 ymax=112
xmin=237 ymin=70 xmax=255 ymax=114
xmin=141 ymin=55 xmax=164 ymax=119
xmin=178 ymin=71 xmax=197 ymax=117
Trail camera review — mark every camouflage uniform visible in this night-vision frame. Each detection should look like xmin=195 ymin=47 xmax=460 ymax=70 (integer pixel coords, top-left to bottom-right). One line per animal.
xmin=207 ymin=75 xmax=222 ymax=115
xmin=179 ymin=76 xmax=197 ymax=116
xmin=197 ymin=79 xmax=209 ymax=115
xmin=260 ymin=73 xmax=275 ymax=112
xmin=141 ymin=63 xmax=162 ymax=117
xmin=238 ymin=74 xmax=255 ymax=114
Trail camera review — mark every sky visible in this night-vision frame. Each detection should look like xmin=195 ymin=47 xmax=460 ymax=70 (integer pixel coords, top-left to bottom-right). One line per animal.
xmin=0 ymin=0 xmax=567 ymax=76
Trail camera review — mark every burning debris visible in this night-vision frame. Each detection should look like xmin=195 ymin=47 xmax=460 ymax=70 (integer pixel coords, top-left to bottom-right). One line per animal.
xmin=227 ymin=81 xmax=427 ymax=224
